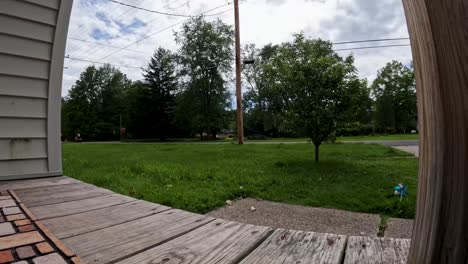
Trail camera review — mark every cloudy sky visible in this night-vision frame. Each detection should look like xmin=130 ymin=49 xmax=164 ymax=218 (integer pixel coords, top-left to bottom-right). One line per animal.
xmin=63 ymin=0 xmax=413 ymax=96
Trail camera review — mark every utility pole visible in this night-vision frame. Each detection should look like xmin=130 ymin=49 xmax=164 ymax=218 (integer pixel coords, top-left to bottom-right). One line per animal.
xmin=234 ymin=0 xmax=244 ymax=145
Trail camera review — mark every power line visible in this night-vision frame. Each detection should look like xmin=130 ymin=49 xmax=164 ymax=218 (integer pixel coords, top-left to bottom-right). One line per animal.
xmin=256 ymin=38 xmax=411 ymax=57
xmin=333 ymin=37 xmax=410 ymax=45
xmin=68 ymin=37 xmax=153 ymax=55
xmin=108 ymin=0 xmax=232 ymax=17
xmin=67 ymin=0 xmax=186 ymax=67
xmin=108 ymin=0 xmax=194 ymax=18
xmin=69 ymin=0 xmax=148 ymax=38
xmin=65 ymin=56 xmax=142 ymax=69
xmin=96 ymin=3 xmax=231 ymax=62
xmin=334 ymin=44 xmax=411 ymax=51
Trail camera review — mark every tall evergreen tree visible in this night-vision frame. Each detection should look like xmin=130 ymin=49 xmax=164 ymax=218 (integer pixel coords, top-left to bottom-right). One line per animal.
xmin=137 ymin=47 xmax=178 ymax=140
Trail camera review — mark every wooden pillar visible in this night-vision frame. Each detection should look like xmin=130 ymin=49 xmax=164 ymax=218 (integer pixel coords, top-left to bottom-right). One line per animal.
xmin=402 ymin=0 xmax=468 ymax=262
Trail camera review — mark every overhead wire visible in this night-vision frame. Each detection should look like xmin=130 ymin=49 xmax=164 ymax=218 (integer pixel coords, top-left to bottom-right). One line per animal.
xmin=66 ymin=0 xmax=190 ymax=70
xmin=95 ymin=3 xmax=232 ymax=62
xmin=65 ymin=55 xmax=142 ymax=69
xmin=334 ymin=44 xmax=411 ymax=51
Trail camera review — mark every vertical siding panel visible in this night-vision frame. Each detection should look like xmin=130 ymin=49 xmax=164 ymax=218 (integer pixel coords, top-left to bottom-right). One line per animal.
xmin=47 ymin=0 xmax=73 ymax=174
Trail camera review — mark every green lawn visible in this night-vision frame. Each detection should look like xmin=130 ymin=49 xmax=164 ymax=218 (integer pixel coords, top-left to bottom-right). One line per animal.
xmin=63 ymin=143 xmax=418 ymax=218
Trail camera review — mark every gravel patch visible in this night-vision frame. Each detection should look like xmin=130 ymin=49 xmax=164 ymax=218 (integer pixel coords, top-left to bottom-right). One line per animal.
xmin=206 ymin=198 xmax=380 ymax=236
xmin=385 ymin=218 xmax=414 ymax=238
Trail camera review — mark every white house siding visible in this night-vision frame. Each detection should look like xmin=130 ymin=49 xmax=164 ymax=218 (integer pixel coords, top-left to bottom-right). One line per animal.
xmin=0 ymin=0 xmax=73 ymax=180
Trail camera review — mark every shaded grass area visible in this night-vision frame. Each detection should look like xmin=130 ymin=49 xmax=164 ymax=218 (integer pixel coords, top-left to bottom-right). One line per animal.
xmin=63 ymin=143 xmax=418 ymax=218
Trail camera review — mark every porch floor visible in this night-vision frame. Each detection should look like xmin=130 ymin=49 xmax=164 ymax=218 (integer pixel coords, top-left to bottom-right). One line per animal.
xmin=0 ymin=176 xmax=410 ymax=264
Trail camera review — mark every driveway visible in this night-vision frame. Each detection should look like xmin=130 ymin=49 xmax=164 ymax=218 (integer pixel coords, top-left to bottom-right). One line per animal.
xmin=345 ymin=140 xmax=419 ymax=157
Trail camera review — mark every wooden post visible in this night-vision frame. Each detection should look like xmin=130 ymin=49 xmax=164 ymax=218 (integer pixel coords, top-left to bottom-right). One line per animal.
xmin=402 ymin=0 xmax=468 ymax=262
xmin=234 ymin=0 xmax=244 ymax=145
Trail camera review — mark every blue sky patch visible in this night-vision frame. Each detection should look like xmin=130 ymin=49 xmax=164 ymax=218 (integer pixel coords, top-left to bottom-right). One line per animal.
xmin=91 ymin=28 xmax=113 ymax=40
xmin=96 ymin=12 xmax=112 ymax=27
xmin=115 ymin=18 xmax=146 ymax=34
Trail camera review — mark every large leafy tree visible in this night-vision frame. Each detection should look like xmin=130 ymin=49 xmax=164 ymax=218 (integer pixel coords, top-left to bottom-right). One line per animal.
xmin=62 ymin=65 xmax=130 ymax=141
xmin=372 ymin=61 xmax=417 ymax=133
xmin=129 ymin=47 xmax=178 ymax=140
xmin=267 ymin=34 xmax=364 ymax=162
xmin=174 ymin=16 xmax=234 ymax=139
xmin=242 ymin=44 xmax=286 ymax=137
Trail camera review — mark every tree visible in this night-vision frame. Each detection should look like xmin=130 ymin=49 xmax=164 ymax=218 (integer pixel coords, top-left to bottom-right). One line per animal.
xmin=174 ymin=16 xmax=234 ymax=139
xmin=242 ymin=44 xmax=286 ymax=137
xmin=372 ymin=61 xmax=417 ymax=134
xmin=267 ymin=33 xmax=363 ymax=162
xmin=134 ymin=47 xmax=178 ymax=140
xmin=62 ymin=65 xmax=130 ymax=141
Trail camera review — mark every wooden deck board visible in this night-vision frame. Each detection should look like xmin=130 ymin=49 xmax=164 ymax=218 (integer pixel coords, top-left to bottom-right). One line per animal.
xmin=116 ymin=219 xmax=273 ymax=264
xmin=64 ymin=209 xmax=214 ymax=264
xmin=20 ymin=187 xmax=112 ymax=207
xmin=14 ymin=182 xmax=98 ymax=198
xmin=29 ymin=194 xmax=135 ymax=220
xmin=344 ymin=236 xmax=410 ymax=264
xmin=0 ymin=176 xmax=79 ymax=191
xmin=240 ymin=228 xmax=347 ymax=264
xmin=6 ymin=178 xmax=410 ymax=264
xmin=41 ymin=200 xmax=170 ymax=239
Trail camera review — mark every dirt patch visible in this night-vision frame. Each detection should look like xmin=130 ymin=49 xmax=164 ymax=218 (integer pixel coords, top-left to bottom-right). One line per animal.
xmin=384 ymin=218 xmax=414 ymax=238
xmin=394 ymin=146 xmax=419 ymax=157
xmin=206 ymin=198 xmax=380 ymax=236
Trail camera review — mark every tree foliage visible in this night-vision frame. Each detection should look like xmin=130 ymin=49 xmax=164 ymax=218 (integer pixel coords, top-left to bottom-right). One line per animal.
xmin=174 ymin=17 xmax=234 ymax=139
xmin=372 ymin=61 xmax=417 ymax=133
xmin=264 ymin=34 xmax=367 ymax=161
xmin=126 ymin=48 xmax=177 ymax=139
xmin=62 ymin=65 xmax=130 ymax=141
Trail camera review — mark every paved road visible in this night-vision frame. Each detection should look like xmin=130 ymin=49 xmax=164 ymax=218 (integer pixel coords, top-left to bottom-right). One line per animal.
xmin=81 ymin=140 xmax=419 ymax=147
xmin=344 ymin=140 xmax=419 ymax=146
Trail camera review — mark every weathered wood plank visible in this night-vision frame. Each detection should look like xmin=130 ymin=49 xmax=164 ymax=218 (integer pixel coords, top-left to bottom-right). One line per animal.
xmin=116 ymin=219 xmax=273 ymax=264
xmin=41 ymin=200 xmax=170 ymax=239
xmin=240 ymin=229 xmax=346 ymax=264
xmin=29 ymin=194 xmax=135 ymax=220
xmin=380 ymin=238 xmax=411 ymax=264
xmin=344 ymin=236 xmax=383 ymax=264
xmin=22 ymin=187 xmax=112 ymax=207
xmin=344 ymin=236 xmax=410 ymax=264
xmin=14 ymin=182 xmax=97 ymax=198
xmin=0 ymin=176 xmax=79 ymax=191
xmin=64 ymin=209 xmax=213 ymax=264
xmin=0 ymin=0 xmax=57 ymax=26
xmin=402 ymin=0 xmax=468 ymax=262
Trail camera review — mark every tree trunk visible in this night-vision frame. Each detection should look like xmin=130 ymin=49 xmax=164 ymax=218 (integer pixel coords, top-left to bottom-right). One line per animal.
xmin=403 ymin=0 xmax=468 ymax=263
xmin=314 ymin=144 xmax=320 ymax=163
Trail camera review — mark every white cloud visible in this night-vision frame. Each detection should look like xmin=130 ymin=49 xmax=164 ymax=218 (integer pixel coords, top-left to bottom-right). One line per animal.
xmin=62 ymin=0 xmax=413 ymax=96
